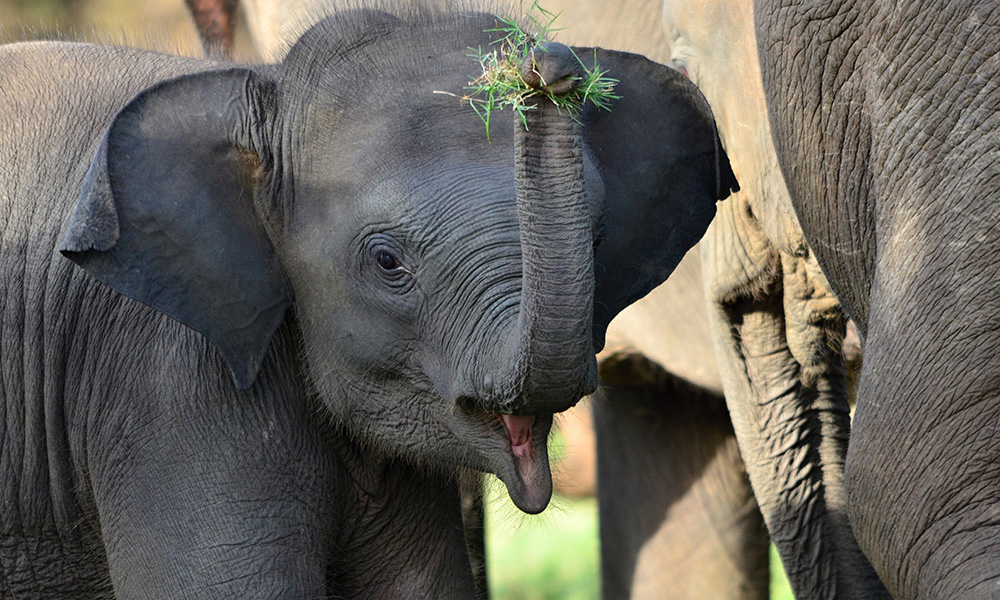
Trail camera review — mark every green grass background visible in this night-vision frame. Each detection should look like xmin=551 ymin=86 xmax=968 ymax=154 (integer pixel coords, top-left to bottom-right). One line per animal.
xmin=485 ymin=479 xmax=795 ymax=600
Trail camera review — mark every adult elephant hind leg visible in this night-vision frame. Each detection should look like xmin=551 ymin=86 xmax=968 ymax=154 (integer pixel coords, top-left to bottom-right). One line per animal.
xmin=702 ymin=200 xmax=888 ymax=599
xmin=594 ymin=352 xmax=769 ymax=600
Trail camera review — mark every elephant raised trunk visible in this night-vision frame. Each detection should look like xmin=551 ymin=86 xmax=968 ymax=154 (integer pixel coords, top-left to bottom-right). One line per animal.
xmin=466 ymin=43 xmax=601 ymax=515
xmin=494 ymin=43 xmax=600 ymax=416
xmin=508 ymin=102 xmax=599 ymax=411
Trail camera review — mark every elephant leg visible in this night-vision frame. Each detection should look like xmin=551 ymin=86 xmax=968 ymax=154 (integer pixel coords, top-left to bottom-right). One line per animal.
xmin=845 ymin=254 xmax=1000 ymax=598
xmin=595 ymin=352 xmax=769 ymax=600
xmin=88 ymin=391 xmax=335 ymax=597
xmin=458 ymin=469 xmax=489 ymax=600
xmin=707 ymin=261 xmax=889 ymax=598
xmin=703 ymin=200 xmax=887 ymax=598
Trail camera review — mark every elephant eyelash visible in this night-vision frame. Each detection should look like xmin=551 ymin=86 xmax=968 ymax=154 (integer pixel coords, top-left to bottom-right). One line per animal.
xmin=372 ymin=247 xmax=413 ymax=276
xmin=361 ymin=232 xmax=413 ymax=274
xmin=593 ymin=226 xmax=606 ymax=252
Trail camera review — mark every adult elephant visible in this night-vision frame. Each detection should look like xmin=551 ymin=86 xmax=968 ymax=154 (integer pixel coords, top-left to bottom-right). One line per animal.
xmin=753 ymin=2 xmax=1000 ymax=598
xmin=541 ymin=0 xmax=894 ymax=598
xmin=183 ymin=1 xmax=773 ymax=598
xmin=0 ymin=4 xmax=737 ymax=597
xmin=593 ymin=253 xmax=770 ymax=600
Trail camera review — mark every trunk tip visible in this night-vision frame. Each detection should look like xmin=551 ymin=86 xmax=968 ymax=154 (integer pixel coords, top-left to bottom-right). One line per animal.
xmin=521 ymin=42 xmax=586 ymax=97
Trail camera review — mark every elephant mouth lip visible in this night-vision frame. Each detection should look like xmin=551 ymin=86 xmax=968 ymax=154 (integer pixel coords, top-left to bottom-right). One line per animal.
xmin=454 ymin=398 xmax=553 ymax=514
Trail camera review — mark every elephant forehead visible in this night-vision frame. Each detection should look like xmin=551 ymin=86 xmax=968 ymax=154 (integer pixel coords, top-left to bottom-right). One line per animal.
xmin=361 ymin=162 xmax=519 ymax=236
xmin=281 ymin=10 xmax=505 ymax=150
xmin=285 ymin=154 xmax=520 ymax=259
xmin=289 ymin=79 xmax=514 ymax=192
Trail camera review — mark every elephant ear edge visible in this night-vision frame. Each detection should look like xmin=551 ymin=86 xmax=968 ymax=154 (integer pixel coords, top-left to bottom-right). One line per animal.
xmin=579 ymin=47 xmax=738 ymax=350
xmin=60 ymin=68 xmax=290 ymax=390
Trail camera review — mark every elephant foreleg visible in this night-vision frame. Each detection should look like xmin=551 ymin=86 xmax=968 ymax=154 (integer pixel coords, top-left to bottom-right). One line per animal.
xmin=458 ymin=469 xmax=489 ymax=600
xmin=706 ymin=253 xmax=888 ymax=598
xmin=595 ymin=353 xmax=769 ymax=600
xmin=702 ymin=198 xmax=887 ymax=598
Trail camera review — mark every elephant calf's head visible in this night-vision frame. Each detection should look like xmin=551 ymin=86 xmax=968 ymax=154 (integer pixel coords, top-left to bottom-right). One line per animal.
xmin=60 ymin=8 xmax=736 ymax=513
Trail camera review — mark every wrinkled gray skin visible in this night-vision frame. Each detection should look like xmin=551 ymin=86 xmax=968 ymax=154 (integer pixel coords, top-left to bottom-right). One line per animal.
xmin=755 ymin=2 xmax=1000 ymax=598
xmin=0 ymin=4 xmax=735 ymax=597
xmin=183 ymin=3 xmax=491 ymax=595
xmin=183 ymin=2 xmax=766 ymax=598
xmin=537 ymin=1 xmax=882 ymax=597
xmin=190 ymin=0 xmax=879 ymax=596
xmin=655 ymin=1 xmax=890 ymax=597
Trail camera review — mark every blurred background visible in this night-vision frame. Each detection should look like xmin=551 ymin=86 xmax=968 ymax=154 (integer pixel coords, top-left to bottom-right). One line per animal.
xmin=0 ymin=1 xmax=794 ymax=598
xmin=0 ymin=0 xmax=202 ymax=48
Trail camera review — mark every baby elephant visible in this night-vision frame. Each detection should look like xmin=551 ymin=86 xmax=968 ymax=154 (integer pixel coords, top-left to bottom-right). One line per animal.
xmin=0 ymin=5 xmax=735 ymax=598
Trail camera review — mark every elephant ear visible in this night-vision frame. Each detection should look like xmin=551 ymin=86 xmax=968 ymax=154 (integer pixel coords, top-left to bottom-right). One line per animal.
xmin=579 ymin=48 xmax=738 ymax=350
xmin=60 ymin=68 xmax=289 ymax=390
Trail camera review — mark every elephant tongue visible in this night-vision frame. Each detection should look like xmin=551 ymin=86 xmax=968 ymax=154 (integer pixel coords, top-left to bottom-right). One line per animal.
xmin=500 ymin=414 xmax=535 ymax=458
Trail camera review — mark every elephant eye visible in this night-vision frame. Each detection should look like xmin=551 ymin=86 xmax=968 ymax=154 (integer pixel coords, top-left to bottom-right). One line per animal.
xmin=376 ymin=250 xmax=402 ymax=272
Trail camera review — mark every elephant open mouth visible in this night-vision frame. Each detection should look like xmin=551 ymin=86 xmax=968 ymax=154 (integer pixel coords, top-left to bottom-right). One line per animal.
xmin=498 ymin=414 xmax=534 ymax=459
xmin=455 ymin=399 xmax=554 ymax=514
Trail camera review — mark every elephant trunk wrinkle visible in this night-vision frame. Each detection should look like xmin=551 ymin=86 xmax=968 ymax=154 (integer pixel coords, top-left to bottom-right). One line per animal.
xmin=498 ymin=100 xmax=598 ymax=415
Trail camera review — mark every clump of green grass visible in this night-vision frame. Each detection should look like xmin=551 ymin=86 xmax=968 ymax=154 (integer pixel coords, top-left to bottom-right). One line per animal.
xmin=438 ymin=1 xmax=619 ymax=139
